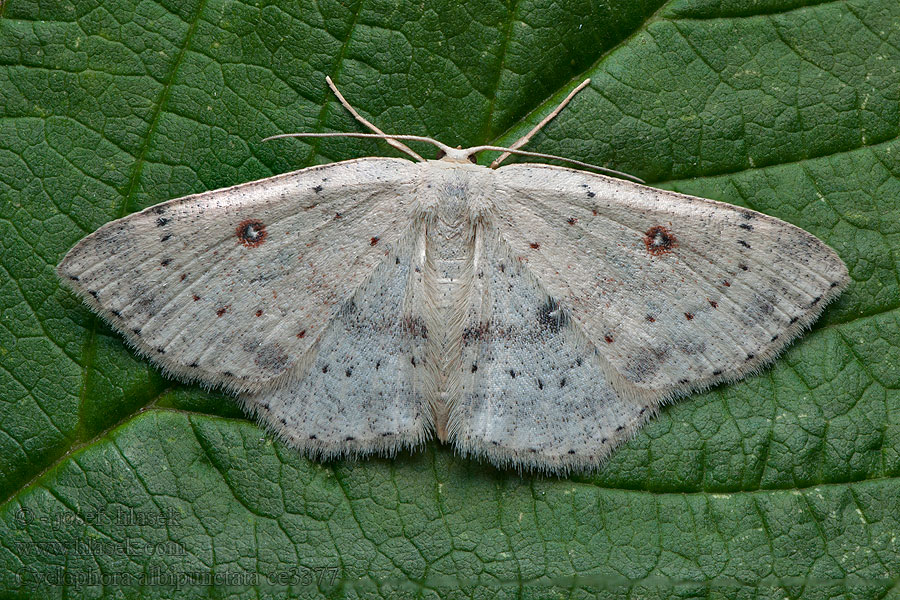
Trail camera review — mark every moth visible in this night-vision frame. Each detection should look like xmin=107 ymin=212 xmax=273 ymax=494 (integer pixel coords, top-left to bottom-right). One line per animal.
xmin=57 ymin=78 xmax=849 ymax=473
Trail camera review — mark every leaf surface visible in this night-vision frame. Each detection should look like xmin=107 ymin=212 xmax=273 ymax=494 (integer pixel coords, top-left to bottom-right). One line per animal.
xmin=1 ymin=0 xmax=898 ymax=596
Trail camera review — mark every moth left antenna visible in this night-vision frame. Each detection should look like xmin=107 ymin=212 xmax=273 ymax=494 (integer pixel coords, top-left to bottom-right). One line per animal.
xmin=325 ymin=76 xmax=425 ymax=162
xmin=491 ymin=78 xmax=591 ymax=168
xmin=262 ymin=131 xmax=455 ymax=156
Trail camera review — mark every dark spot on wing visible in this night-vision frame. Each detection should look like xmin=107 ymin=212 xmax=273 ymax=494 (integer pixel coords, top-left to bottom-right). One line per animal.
xmin=677 ymin=339 xmax=706 ymax=356
xmin=537 ymin=378 xmax=544 ymax=390
xmin=678 ymin=378 xmax=689 ymax=385
xmin=334 ymin=212 xmax=342 ymax=219
xmin=297 ymin=329 xmax=306 ymax=338
xmin=216 ymin=307 xmax=228 ymax=317
xmin=161 ymin=233 xmax=172 ymax=242
xmin=156 ymin=347 xmax=165 ymax=354
xmin=741 ymin=211 xmax=754 ymax=220
xmin=339 ymin=299 xmax=357 ymax=317
xmin=646 ymin=315 xmax=656 ymax=323
xmin=712 ymin=369 xmax=723 ymax=376
xmin=132 ymin=328 xmax=141 ymax=335
xmin=604 ymin=335 xmax=614 ymax=344
xmin=180 ymin=273 xmax=187 ymax=282
xmin=160 ymin=258 xmax=172 ymax=267
xmin=509 ymin=369 xmax=516 ymax=378
xmin=133 ymin=289 xmax=162 ymax=316
xmin=538 ymin=298 xmax=569 ymax=333
xmin=684 ymin=312 xmax=694 ymax=320
xmin=739 ymin=264 xmax=749 ymax=271
xmin=746 ymin=353 xmax=755 ymax=361
xmin=254 ymin=343 xmax=289 ymax=374
xmin=587 ymin=191 xmax=595 ymax=198
xmin=411 ymin=357 xmax=417 ymax=366
xmin=241 ymin=339 xmax=260 ymax=354
xmin=708 ymin=300 xmax=718 ymax=308
xmin=738 ymin=240 xmax=751 ymax=249
xmin=111 ymin=310 xmax=121 ymax=317
xmin=723 ymin=280 xmax=731 ymax=287
xmin=529 ymin=242 xmax=540 ymax=249
xmin=644 ymin=226 xmax=677 ymax=256
xmin=67 ymin=274 xmax=79 ymax=281
xmin=313 ymin=185 xmax=323 ymax=193
xmin=745 ymin=294 xmax=774 ymax=322
xmin=559 ymin=377 xmax=567 ymax=388
xmin=370 ymin=236 xmax=380 ymax=246
xmin=236 ymin=219 xmax=267 ymax=248
xmin=789 ymin=316 xmax=800 ymax=325
xmin=193 ymin=294 xmax=200 ymax=301
xmin=248 ymin=272 xmax=281 ymax=286
xmin=156 ymin=217 xmax=170 ymax=227
xmin=322 ymin=365 xmax=328 ymax=374
xmin=830 ymin=281 xmax=840 ymax=288
xmin=810 ymin=296 xmax=822 ymax=306
xmin=739 ymin=223 xmax=753 ymax=231
xmin=471 ymin=363 xmax=478 ymax=373
xmin=89 ymin=290 xmax=98 ymax=299
xmin=189 ymin=361 xmax=199 ymax=368
xmin=624 ymin=345 xmax=671 ymax=383
xmin=567 ymin=217 xmax=577 ymax=225
xmin=770 ymin=334 xmax=780 ymax=342
xmin=402 ymin=316 xmax=428 ymax=339
xmin=152 ymin=206 xmax=166 ymax=215
xmin=345 ymin=368 xmax=352 ymax=377
xmin=256 ymin=309 xmax=263 ymax=317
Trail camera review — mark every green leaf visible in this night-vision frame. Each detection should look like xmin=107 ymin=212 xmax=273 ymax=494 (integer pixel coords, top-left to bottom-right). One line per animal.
xmin=1 ymin=0 xmax=898 ymax=596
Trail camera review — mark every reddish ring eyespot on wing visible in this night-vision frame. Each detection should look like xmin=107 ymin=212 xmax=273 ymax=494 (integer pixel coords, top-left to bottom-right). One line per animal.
xmin=644 ymin=225 xmax=677 ymax=256
xmin=236 ymin=219 xmax=267 ymax=248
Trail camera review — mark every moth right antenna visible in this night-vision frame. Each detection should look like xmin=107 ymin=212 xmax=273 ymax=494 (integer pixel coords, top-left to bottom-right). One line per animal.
xmin=491 ymin=78 xmax=591 ymax=169
xmin=467 ymin=144 xmax=645 ymax=184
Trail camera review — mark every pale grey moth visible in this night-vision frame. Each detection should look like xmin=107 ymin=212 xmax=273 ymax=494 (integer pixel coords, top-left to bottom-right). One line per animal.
xmin=57 ymin=78 xmax=849 ymax=474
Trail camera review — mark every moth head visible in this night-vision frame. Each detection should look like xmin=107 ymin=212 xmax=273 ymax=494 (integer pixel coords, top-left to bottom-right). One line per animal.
xmin=435 ymin=145 xmax=479 ymax=164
